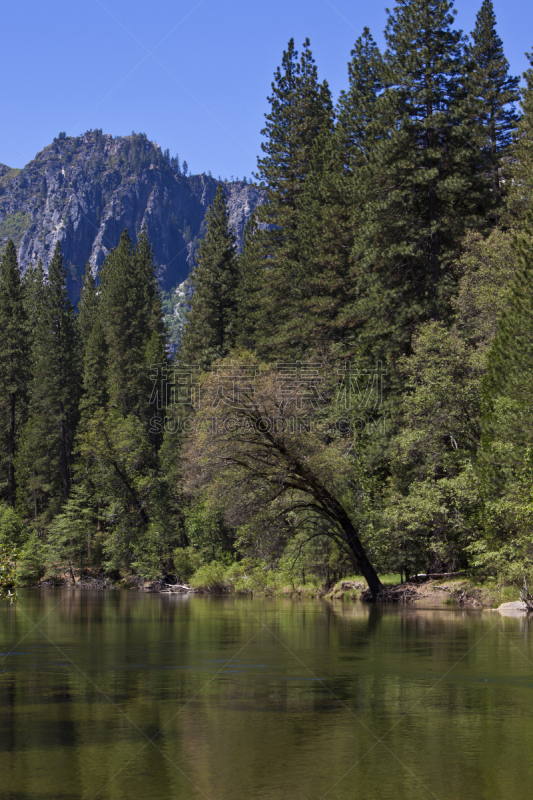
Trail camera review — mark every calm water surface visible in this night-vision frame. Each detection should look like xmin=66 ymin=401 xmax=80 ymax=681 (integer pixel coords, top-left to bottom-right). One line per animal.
xmin=1 ymin=591 xmax=533 ymax=800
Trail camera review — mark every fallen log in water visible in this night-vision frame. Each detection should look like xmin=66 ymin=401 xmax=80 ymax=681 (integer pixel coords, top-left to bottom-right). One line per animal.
xmin=159 ymin=582 xmax=195 ymax=593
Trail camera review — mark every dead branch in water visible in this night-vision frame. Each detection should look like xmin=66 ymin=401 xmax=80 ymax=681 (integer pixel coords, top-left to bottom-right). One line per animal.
xmin=519 ymin=578 xmax=533 ymax=612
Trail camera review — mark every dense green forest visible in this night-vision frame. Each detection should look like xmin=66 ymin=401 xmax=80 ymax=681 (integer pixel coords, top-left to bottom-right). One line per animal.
xmin=1 ymin=0 xmax=533 ymax=599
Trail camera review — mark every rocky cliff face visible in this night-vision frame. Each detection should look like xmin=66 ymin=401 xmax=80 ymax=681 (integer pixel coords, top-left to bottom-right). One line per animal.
xmin=0 ymin=130 xmax=264 ymax=304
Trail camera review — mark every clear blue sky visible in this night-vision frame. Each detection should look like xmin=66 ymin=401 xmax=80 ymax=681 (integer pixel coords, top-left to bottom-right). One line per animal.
xmin=1 ymin=0 xmax=532 ymax=179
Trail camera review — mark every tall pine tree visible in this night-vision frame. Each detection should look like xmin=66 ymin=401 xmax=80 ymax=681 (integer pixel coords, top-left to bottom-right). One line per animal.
xmin=180 ymin=185 xmax=238 ymax=369
xmin=336 ymin=28 xmax=384 ymax=171
xmin=352 ymin=0 xmax=483 ymax=366
xmin=508 ymin=51 xmax=533 ymax=223
xmin=286 ymin=129 xmax=359 ymax=356
xmin=235 ymin=212 xmax=264 ymax=352
xmin=98 ymin=228 xmax=166 ymax=420
xmin=466 ymin=0 xmax=519 ymax=216
xmin=252 ymin=39 xmax=334 ymax=358
xmin=21 ymin=259 xmax=45 ymax=341
xmin=76 ymin=264 xmax=99 ymax=353
xmin=285 ymin=31 xmax=384 ymax=357
xmin=0 ymin=241 xmax=29 ymax=506
xmin=55 ymin=228 xmax=170 ymax=576
xmin=76 ymin=264 xmax=108 ymax=417
xmin=17 ymin=242 xmax=80 ymax=520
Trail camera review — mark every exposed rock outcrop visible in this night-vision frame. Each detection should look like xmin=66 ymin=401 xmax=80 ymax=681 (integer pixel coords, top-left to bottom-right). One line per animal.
xmin=0 ymin=130 xmax=264 ymax=304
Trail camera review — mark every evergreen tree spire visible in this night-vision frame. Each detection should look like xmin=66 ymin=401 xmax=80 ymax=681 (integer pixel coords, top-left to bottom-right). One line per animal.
xmin=256 ymin=38 xmax=333 ymax=216
xmin=92 ymin=227 xmax=168 ymax=428
xmin=0 ymin=241 xmax=29 ymax=506
xmin=135 ymin=224 xmax=166 ymax=342
xmin=22 ymin=259 xmax=45 ymax=349
xmin=17 ymin=242 xmax=80 ymax=517
xmin=76 ymin=263 xmax=98 ymax=352
xmin=289 ymin=129 xmax=359 ymax=356
xmin=466 ymin=0 xmax=520 ymax=214
xmin=180 ymin=185 xmax=238 ymax=369
xmin=337 ymin=28 xmax=384 ymax=170
xmin=99 ymin=231 xmax=140 ymax=414
xmin=235 ymin=212 xmax=264 ymax=351
xmin=352 ymin=0 xmax=483 ymax=363
xmin=253 ymin=38 xmax=334 ymax=357
xmin=81 ymin=318 xmax=108 ymax=415
xmin=508 ymin=51 xmax=533 ymax=223
xmin=76 ymin=265 xmax=108 ymax=418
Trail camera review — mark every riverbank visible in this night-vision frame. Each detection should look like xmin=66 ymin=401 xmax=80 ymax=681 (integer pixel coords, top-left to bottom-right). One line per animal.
xmin=34 ymin=572 xmax=528 ymax=610
xmin=330 ymin=576 xmax=529 ymax=609
xmin=144 ymin=575 xmax=528 ymax=610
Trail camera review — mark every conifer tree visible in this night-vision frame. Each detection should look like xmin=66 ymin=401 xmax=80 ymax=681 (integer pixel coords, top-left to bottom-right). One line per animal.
xmin=256 ymin=38 xmax=333 ymax=218
xmin=252 ymin=39 xmax=334 ymax=357
xmin=283 ymin=129 xmax=359 ymax=356
xmin=75 ymin=262 xmax=107 ymax=419
xmin=21 ymin=259 xmax=45 ymax=340
xmin=99 ymin=231 xmax=137 ymax=414
xmin=466 ymin=0 xmax=519 ymax=215
xmin=287 ymin=33 xmax=384 ymax=357
xmin=17 ymin=242 xmax=80 ymax=518
xmin=0 ymin=241 xmax=29 ymax=506
xmin=76 ymin=264 xmax=98 ymax=352
xmin=235 ymin=213 xmax=264 ymax=351
xmin=508 ymin=51 xmax=533 ymax=223
xmin=353 ymin=0 xmax=483 ymax=364
xmin=80 ymin=318 xmax=108 ymax=416
xmin=180 ymin=185 xmax=238 ymax=369
xmin=336 ymin=28 xmax=384 ymax=170
xmin=135 ymin=226 xmax=166 ymax=339
xmin=98 ymin=229 xmax=166 ymax=420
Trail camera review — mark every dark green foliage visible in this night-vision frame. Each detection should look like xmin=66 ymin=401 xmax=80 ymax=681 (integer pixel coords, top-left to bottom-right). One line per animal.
xmin=337 ymin=28 xmax=384 ymax=170
xmin=0 ymin=542 xmax=17 ymax=601
xmin=63 ymin=226 xmax=174 ymax=576
xmin=2 ymin=225 xmax=178 ymax=584
xmin=76 ymin=264 xmax=98 ymax=353
xmin=17 ymin=242 xmax=80 ymax=521
xmin=234 ymin=213 xmax=264 ymax=351
xmin=370 ymin=228 xmax=516 ymax=577
xmin=0 ymin=241 xmax=29 ymax=506
xmin=282 ymin=129 xmax=358 ymax=356
xmin=256 ymin=38 xmax=333 ymax=212
xmin=180 ymin=185 xmax=238 ymax=369
xmin=466 ymin=0 xmax=520 ymax=214
xmin=352 ymin=0 xmax=484 ymax=367
xmin=480 ymin=219 xmax=533 ymax=498
xmin=252 ymin=38 xmax=334 ymax=357
xmin=77 ymin=264 xmax=108 ymax=415
xmin=99 ymin=227 xmax=166 ymax=420
xmin=281 ymin=31 xmax=382 ymax=358
xmin=80 ymin=317 xmax=108 ymax=414
xmin=508 ymin=52 xmax=533 ymax=223
xmin=464 ymin=220 xmax=533 ymax=578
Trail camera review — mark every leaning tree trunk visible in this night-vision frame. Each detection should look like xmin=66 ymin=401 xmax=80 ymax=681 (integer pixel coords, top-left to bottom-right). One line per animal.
xmin=289 ymin=451 xmax=384 ymax=598
xmin=339 ymin=511 xmax=383 ymax=598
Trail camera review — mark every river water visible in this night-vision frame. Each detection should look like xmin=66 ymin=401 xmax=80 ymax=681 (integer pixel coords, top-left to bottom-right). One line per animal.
xmin=1 ymin=591 xmax=533 ymax=800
